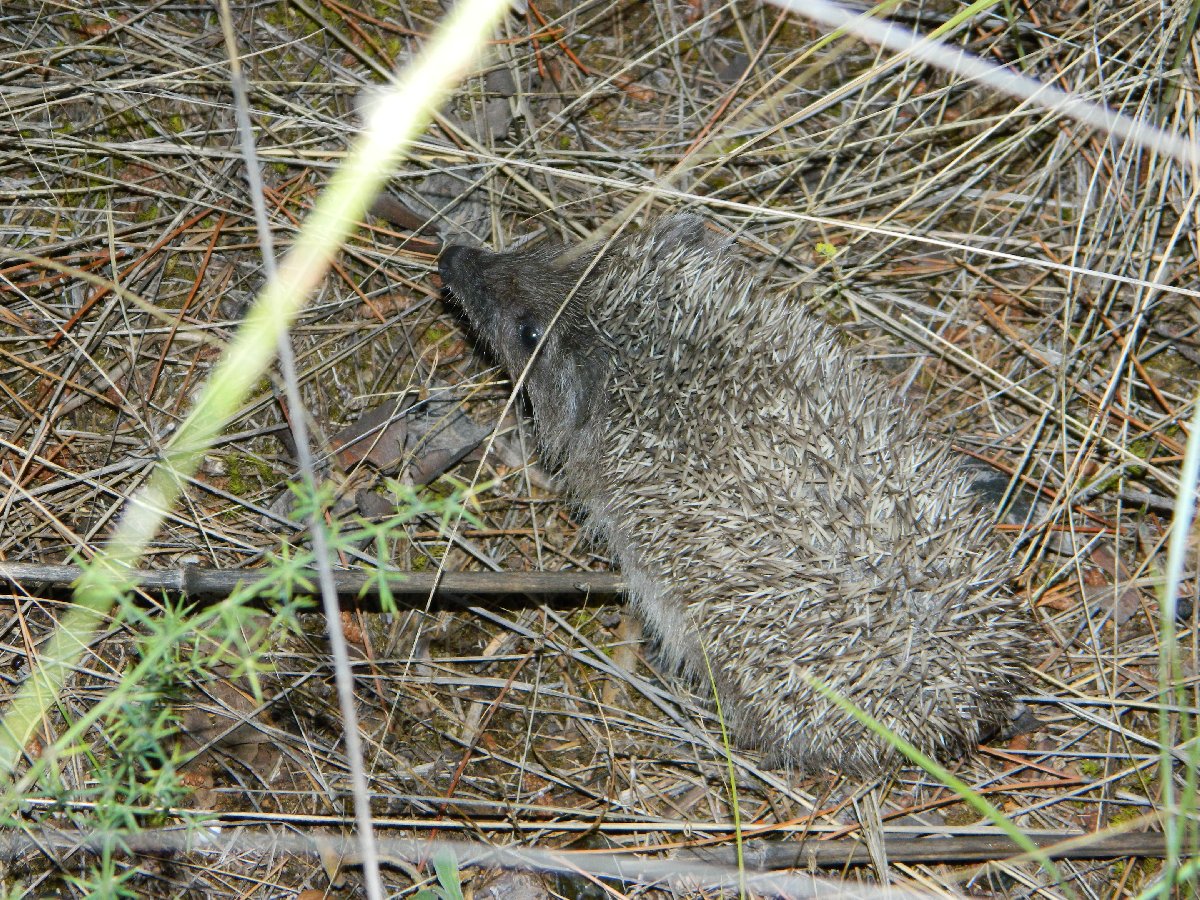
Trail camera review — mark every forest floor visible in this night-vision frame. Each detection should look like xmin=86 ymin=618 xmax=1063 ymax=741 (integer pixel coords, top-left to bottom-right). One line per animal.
xmin=1 ymin=1 xmax=1198 ymax=897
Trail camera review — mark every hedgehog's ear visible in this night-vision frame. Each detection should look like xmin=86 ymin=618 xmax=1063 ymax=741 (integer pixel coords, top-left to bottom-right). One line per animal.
xmin=546 ymin=242 xmax=587 ymax=271
xmin=547 ymin=248 xmax=597 ymax=289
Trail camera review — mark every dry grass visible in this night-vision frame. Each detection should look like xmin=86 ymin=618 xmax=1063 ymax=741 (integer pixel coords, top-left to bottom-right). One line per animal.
xmin=1 ymin=1 xmax=1198 ymax=897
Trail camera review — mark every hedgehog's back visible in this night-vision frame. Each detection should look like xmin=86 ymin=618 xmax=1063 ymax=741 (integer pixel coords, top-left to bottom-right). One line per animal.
xmin=572 ymin=215 xmax=1030 ymax=772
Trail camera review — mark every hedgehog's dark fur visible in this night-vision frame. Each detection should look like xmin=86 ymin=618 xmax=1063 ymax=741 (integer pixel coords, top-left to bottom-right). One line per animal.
xmin=438 ymin=214 xmax=1032 ymax=775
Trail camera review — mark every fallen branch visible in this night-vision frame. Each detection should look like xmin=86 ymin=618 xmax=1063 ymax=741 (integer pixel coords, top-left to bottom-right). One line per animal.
xmin=0 ymin=823 xmax=1174 ymax=869
xmin=0 ymin=561 xmax=626 ymax=606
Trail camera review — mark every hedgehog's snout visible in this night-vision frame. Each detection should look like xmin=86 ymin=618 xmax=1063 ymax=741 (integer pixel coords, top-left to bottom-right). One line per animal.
xmin=437 ymin=243 xmax=479 ymax=295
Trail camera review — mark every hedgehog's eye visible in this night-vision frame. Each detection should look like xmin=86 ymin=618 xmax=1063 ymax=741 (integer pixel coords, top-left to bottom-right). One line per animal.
xmin=518 ymin=321 xmax=542 ymax=352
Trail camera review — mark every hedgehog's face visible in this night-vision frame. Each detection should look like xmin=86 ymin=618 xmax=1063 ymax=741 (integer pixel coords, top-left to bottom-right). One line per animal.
xmin=438 ymin=241 xmax=604 ymax=434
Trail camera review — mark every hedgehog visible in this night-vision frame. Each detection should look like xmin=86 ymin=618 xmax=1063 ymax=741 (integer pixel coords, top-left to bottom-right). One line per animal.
xmin=437 ymin=214 xmax=1032 ymax=775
